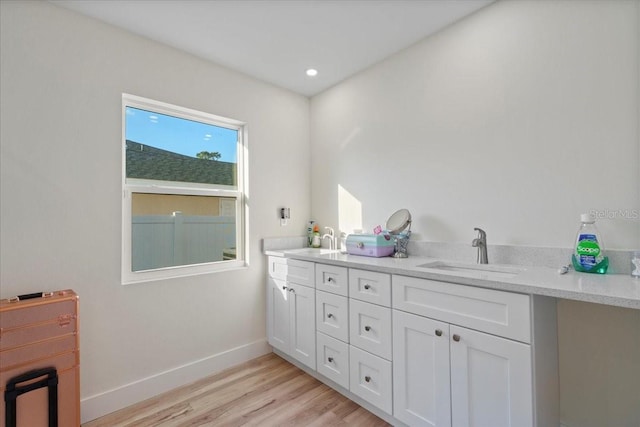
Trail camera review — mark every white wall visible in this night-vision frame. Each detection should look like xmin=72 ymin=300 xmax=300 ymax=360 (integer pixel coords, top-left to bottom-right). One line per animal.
xmin=311 ymin=0 xmax=639 ymax=250
xmin=0 ymin=1 xmax=309 ymax=422
xmin=310 ymin=1 xmax=640 ymax=426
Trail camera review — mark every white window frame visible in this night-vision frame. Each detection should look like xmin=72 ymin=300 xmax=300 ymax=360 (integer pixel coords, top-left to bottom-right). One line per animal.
xmin=121 ymin=94 xmax=248 ymax=285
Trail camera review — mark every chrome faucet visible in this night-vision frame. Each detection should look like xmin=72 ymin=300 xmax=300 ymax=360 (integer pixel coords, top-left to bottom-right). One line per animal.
xmin=322 ymin=227 xmax=336 ymax=250
xmin=472 ymin=227 xmax=488 ymax=264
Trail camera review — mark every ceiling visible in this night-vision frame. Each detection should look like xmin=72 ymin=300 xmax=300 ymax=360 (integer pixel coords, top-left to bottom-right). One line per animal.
xmin=50 ymin=0 xmax=494 ymax=97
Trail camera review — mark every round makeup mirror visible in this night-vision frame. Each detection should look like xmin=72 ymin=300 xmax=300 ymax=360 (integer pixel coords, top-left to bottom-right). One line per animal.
xmin=386 ymin=209 xmax=412 ymax=235
xmin=386 ymin=209 xmax=412 ymax=258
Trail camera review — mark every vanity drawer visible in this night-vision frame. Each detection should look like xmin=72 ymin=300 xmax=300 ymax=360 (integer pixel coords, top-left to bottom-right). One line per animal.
xmin=315 ymin=264 xmax=348 ymax=296
xmin=392 ymin=275 xmax=531 ymax=343
xmin=349 ymin=269 xmax=391 ymax=307
xmin=316 ymin=290 xmax=349 ymax=342
xmin=349 ymin=299 xmax=392 ymax=360
xmin=317 ymin=332 xmax=349 ymax=390
xmin=268 ymin=256 xmax=287 ymax=280
xmin=287 ymin=259 xmax=315 ymax=288
xmin=349 ymin=345 xmax=392 ymax=415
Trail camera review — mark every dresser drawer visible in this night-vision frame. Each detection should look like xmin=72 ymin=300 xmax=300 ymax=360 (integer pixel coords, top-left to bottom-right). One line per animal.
xmin=315 ymin=263 xmax=348 ymax=296
xmin=317 ymin=332 xmax=350 ymax=390
xmin=287 ymin=259 xmax=315 ymax=288
xmin=349 ymin=345 xmax=392 ymax=415
xmin=349 ymin=269 xmax=391 ymax=307
xmin=268 ymin=256 xmax=288 ymax=280
xmin=349 ymin=299 xmax=392 ymax=360
xmin=0 ymin=315 xmax=77 ymax=350
xmin=392 ymin=275 xmax=531 ymax=343
xmin=0 ymin=334 xmax=77 ymax=370
xmin=316 ymin=290 xmax=349 ymax=342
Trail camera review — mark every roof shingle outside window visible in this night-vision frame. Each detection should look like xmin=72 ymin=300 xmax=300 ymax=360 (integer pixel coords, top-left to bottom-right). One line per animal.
xmin=126 ymin=140 xmax=236 ymax=186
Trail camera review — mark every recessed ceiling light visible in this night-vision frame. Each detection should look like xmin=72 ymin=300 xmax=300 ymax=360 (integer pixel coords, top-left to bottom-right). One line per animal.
xmin=306 ymin=68 xmax=318 ymax=77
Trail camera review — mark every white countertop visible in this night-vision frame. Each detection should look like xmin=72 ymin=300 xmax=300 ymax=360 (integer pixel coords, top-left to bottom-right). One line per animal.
xmin=265 ymin=248 xmax=640 ymax=310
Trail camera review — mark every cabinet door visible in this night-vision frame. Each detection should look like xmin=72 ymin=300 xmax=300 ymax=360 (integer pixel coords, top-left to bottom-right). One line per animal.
xmin=317 ymin=332 xmax=350 ymax=390
xmin=349 ymin=269 xmax=391 ymax=307
xmin=268 ymin=256 xmax=287 ymax=280
xmin=450 ymin=325 xmax=533 ymax=427
xmin=287 ymin=259 xmax=315 ymax=287
xmin=316 ymin=263 xmax=349 ymax=296
xmin=349 ymin=345 xmax=393 ymax=415
xmin=267 ymin=277 xmax=290 ymax=353
xmin=349 ymin=299 xmax=392 ymax=360
xmin=393 ymin=310 xmax=451 ymax=427
xmin=316 ymin=290 xmax=349 ymax=342
xmin=289 ymin=282 xmax=316 ymax=369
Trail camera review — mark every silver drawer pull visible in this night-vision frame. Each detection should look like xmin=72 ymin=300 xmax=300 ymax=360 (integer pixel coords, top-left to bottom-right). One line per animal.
xmin=435 ymin=329 xmax=443 ymax=337
xmin=327 ymin=277 xmax=335 ymax=283
xmin=364 ymin=284 xmax=371 ymax=290
xmin=289 ymin=288 xmax=296 ymax=293
xmin=364 ymin=376 xmax=371 ymax=383
xmin=327 ymin=313 xmax=334 ymax=319
xmin=282 ymin=286 xmax=288 ymax=291
xmin=364 ymin=326 xmax=371 ymax=332
xmin=328 ymin=357 xmax=334 ymax=363
xmin=453 ymin=334 xmax=461 ymax=342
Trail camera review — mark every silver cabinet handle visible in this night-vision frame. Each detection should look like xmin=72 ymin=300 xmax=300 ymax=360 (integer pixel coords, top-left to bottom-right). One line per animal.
xmin=327 ymin=277 xmax=334 ymax=283
xmin=328 ymin=357 xmax=334 ymax=363
xmin=364 ymin=376 xmax=371 ymax=383
xmin=282 ymin=286 xmax=288 ymax=291
xmin=288 ymin=288 xmax=295 ymax=293
xmin=364 ymin=326 xmax=371 ymax=332
xmin=364 ymin=284 xmax=371 ymax=290
xmin=435 ymin=329 xmax=443 ymax=337
xmin=453 ymin=334 xmax=461 ymax=342
xmin=327 ymin=313 xmax=334 ymax=319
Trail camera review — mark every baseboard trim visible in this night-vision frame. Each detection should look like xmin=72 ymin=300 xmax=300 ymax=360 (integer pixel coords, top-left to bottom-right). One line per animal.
xmin=80 ymin=339 xmax=270 ymax=424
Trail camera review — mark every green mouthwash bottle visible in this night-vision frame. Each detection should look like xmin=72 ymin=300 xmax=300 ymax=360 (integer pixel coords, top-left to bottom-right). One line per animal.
xmin=571 ymin=213 xmax=609 ymax=274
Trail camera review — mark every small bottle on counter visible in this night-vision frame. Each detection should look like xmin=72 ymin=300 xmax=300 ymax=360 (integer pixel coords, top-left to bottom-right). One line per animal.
xmin=311 ymin=223 xmax=321 ymax=248
xmin=307 ymin=220 xmax=315 ymax=247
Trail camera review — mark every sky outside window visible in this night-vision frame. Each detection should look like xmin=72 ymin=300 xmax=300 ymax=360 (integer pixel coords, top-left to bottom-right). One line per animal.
xmin=125 ymin=106 xmax=237 ymax=163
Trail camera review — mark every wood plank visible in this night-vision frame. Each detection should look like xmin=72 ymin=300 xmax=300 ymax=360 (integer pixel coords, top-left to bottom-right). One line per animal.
xmin=82 ymin=353 xmax=391 ymax=427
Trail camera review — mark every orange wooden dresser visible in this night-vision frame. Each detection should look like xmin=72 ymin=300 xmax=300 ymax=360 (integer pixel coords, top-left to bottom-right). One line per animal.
xmin=1 ymin=290 xmax=79 ymax=427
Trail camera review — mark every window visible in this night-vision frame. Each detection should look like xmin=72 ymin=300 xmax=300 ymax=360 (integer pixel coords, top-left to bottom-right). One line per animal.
xmin=122 ymin=94 xmax=247 ymax=284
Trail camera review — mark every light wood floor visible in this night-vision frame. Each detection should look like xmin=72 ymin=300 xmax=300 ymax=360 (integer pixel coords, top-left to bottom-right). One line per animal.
xmin=83 ymin=353 xmax=391 ymax=427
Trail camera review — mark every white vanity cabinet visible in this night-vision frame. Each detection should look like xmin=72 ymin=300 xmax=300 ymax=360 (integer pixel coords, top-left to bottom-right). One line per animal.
xmin=392 ymin=275 xmax=557 ymax=427
xmin=266 ymin=255 xmax=558 ymax=427
xmin=266 ymin=256 xmax=316 ymax=370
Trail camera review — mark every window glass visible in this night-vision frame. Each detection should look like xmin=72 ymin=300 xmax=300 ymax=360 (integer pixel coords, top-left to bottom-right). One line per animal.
xmin=125 ymin=107 xmax=238 ymax=187
xmin=122 ymin=95 xmax=246 ymax=284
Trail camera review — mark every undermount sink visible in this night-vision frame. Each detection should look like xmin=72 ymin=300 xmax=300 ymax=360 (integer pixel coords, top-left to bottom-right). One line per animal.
xmin=416 ymin=260 xmax=526 ymax=279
